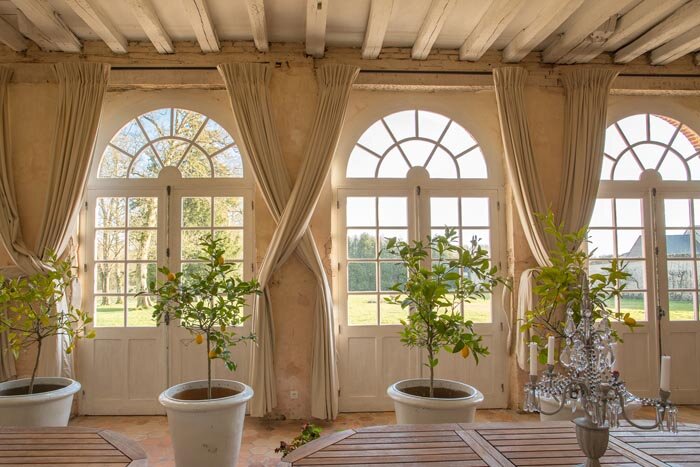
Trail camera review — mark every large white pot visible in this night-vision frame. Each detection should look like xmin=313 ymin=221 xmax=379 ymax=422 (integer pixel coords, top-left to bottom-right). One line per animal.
xmin=387 ymin=378 xmax=484 ymax=424
xmin=159 ymin=379 xmax=253 ymax=467
xmin=0 ymin=377 xmax=80 ymax=426
xmin=539 ymin=394 xmax=642 ymax=422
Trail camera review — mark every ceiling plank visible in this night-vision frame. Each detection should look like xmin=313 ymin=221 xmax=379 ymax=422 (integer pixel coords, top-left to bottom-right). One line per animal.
xmin=362 ymin=0 xmax=394 ymax=59
xmin=696 ymin=51 xmax=700 ymax=66
xmin=180 ymin=0 xmax=219 ymax=53
xmin=0 ymin=16 xmax=28 ymax=51
xmin=459 ymin=0 xmax=525 ymax=61
xmin=412 ymin=0 xmax=457 ymax=60
xmin=542 ymin=0 xmax=636 ymax=63
xmin=245 ymin=0 xmax=268 ymax=53
xmin=615 ymin=0 xmax=700 ymax=63
xmin=16 ymin=9 xmax=56 ymax=51
xmin=559 ymin=15 xmax=617 ymax=64
xmin=604 ymin=0 xmax=688 ymax=52
xmin=650 ymin=24 xmax=700 ymax=64
xmin=11 ymin=0 xmax=81 ymax=52
xmin=64 ymin=0 xmax=127 ymax=54
xmin=126 ymin=0 xmax=173 ymax=54
xmin=502 ymin=0 xmax=583 ymax=63
xmin=306 ymin=0 xmax=327 ymax=58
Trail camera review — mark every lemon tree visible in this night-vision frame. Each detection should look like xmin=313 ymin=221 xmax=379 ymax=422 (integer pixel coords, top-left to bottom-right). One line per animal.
xmin=382 ymin=228 xmax=504 ymax=398
xmin=0 ymin=251 xmax=93 ymax=394
xmin=148 ymin=234 xmax=260 ymax=399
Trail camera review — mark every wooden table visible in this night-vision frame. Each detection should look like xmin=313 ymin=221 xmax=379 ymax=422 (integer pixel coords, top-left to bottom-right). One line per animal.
xmin=0 ymin=426 xmax=147 ymax=466
xmin=282 ymin=421 xmax=700 ymax=466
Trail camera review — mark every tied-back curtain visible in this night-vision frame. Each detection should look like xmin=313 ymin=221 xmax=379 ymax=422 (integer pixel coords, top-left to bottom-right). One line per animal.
xmin=218 ymin=63 xmax=359 ymax=419
xmin=0 ymin=63 xmax=109 ymax=379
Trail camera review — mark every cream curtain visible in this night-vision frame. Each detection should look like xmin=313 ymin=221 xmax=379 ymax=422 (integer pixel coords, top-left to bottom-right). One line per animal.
xmin=0 ymin=63 xmax=109 ymax=379
xmin=219 ymin=63 xmax=359 ymax=419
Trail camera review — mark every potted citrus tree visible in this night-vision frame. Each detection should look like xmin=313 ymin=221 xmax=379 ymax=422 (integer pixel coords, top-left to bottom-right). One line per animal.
xmin=149 ymin=234 xmax=259 ymax=467
xmin=383 ymin=228 xmax=503 ymax=424
xmin=0 ymin=251 xmax=93 ymax=426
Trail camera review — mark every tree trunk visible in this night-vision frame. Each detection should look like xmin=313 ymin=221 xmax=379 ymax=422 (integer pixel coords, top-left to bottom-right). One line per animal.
xmin=206 ymin=333 xmax=212 ymax=400
xmin=28 ymin=339 xmax=42 ymax=395
xmin=428 ymin=347 xmax=434 ymax=398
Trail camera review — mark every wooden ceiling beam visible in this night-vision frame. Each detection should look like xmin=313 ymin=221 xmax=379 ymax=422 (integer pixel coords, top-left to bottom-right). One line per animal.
xmin=411 ymin=0 xmax=456 ymax=60
xmin=615 ymin=0 xmax=700 ymax=63
xmin=11 ymin=0 xmax=81 ymax=52
xmin=362 ymin=0 xmax=394 ymax=59
xmin=64 ymin=0 xmax=127 ymax=54
xmin=459 ymin=0 xmax=525 ymax=61
xmin=559 ymin=16 xmax=617 ymax=64
xmin=502 ymin=0 xmax=583 ymax=63
xmin=245 ymin=0 xmax=268 ymax=53
xmin=126 ymin=0 xmax=173 ymax=54
xmin=650 ymin=24 xmax=700 ymax=65
xmin=16 ymin=9 xmax=56 ymax=51
xmin=603 ymin=0 xmax=688 ymax=52
xmin=542 ymin=0 xmax=636 ymax=63
xmin=306 ymin=0 xmax=327 ymax=58
xmin=0 ymin=16 xmax=28 ymax=52
xmin=180 ymin=0 xmax=219 ymax=53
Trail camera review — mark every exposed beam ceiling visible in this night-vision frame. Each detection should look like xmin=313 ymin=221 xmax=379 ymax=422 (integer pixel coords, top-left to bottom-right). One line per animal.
xmin=0 ymin=16 xmax=28 ymax=52
xmin=542 ymin=0 xmax=636 ymax=63
xmin=559 ymin=15 xmax=617 ymax=64
xmin=180 ymin=0 xmax=219 ymax=53
xmin=245 ymin=0 xmax=268 ymax=53
xmin=503 ymin=0 xmax=583 ymax=63
xmin=16 ymin=9 xmax=56 ymax=51
xmin=362 ymin=0 xmax=394 ymax=59
xmin=306 ymin=0 xmax=327 ymax=58
xmin=126 ymin=0 xmax=173 ymax=53
xmin=615 ymin=0 xmax=700 ymax=63
xmin=411 ymin=0 xmax=456 ymax=60
xmin=64 ymin=0 xmax=128 ymax=54
xmin=11 ymin=0 xmax=81 ymax=52
xmin=603 ymin=0 xmax=688 ymax=52
xmin=459 ymin=0 xmax=525 ymax=61
xmin=650 ymin=24 xmax=700 ymax=65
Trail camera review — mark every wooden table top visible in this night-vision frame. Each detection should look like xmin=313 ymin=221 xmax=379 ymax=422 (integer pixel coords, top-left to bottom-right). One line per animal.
xmin=0 ymin=426 xmax=147 ymax=466
xmin=281 ymin=421 xmax=700 ymax=466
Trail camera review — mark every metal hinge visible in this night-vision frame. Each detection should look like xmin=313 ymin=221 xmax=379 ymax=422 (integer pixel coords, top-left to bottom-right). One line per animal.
xmin=497 ymin=201 xmax=500 ymax=211
xmin=500 ymin=322 xmax=503 ymax=331
xmin=652 ymin=187 xmax=657 ymax=197
xmin=655 ymin=246 xmax=659 ymax=255
xmin=84 ymin=201 xmax=88 ymax=209
xmin=166 ymin=247 xmax=170 ymax=258
xmin=658 ymin=306 xmax=666 ymax=319
xmin=251 ymin=263 xmax=255 ymax=273
xmin=252 ymin=200 xmax=254 ymax=210
xmin=164 ymin=312 xmax=171 ymax=325
xmin=338 ymin=324 xmax=342 ymax=334
xmin=337 ymin=200 xmax=340 ymax=209
xmin=501 ymin=383 xmax=505 ymax=392
xmin=83 ymin=264 xmax=88 ymax=273
xmin=338 ymin=262 xmax=341 ymax=271
xmin=416 ymin=185 xmax=421 ymax=196
xmin=166 ymin=185 xmax=171 ymax=196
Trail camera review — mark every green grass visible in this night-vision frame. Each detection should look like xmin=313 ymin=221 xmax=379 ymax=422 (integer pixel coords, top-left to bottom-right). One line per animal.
xmin=618 ymin=297 xmax=695 ymax=321
xmin=95 ymin=303 xmax=156 ymax=327
xmin=348 ymin=295 xmax=491 ymax=326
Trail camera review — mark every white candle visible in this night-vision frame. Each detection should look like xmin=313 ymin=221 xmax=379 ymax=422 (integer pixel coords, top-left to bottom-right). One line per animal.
xmin=611 ymin=343 xmax=620 ymax=372
xmin=660 ymin=356 xmax=671 ymax=392
xmin=529 ymin=342 xmax=538 ymax=376
xmin=547 ymin=336 xmax=555 ymax=365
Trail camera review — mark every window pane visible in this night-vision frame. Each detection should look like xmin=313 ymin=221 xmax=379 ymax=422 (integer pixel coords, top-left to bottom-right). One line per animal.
xmin=665 ymin=199 xmax=690 ymax=227
xmin=441 ymin=121 xmax=476 ymax=155
xmin=380 ymin=262 xmax=406 ymax=291
xmin=347 ymin=146 xmax=379 ymax=178
xmin=181 ymin=229 xmax=209 ymax=260
xmin=669 ymin=291 xmax=694 ymax=321
xmin=461 ymin=198 xmax=489 ymax=227
xmin=378 ymin=197 xmax=407 ymax=226
xmin=667 ymin=260 xmax=694 ymax=289
xmin=212 ymin=147 xmax=243 ymax=178
xmin=127 ymin=263 xmax=156 ymax=294
xmin=182 ymin=197 xmax=211 ymax=227
xmin=181 ymin=262 xmax=206 ymax=282
xmin=418 ymin=110 xmax=449 ymax=140
xmin=127 ymin=296 xmax=157 ymax=327
xmin=464 ymin=293 xmax=491 ymax=323
xmin=588 ymin=229 xmax=614 ymax=258
xmin=348 ymin=262 xmax=376 ymax=292
xmin=196 ymin=119 xmax=234 ymax=154
xmin=348 ymin=294 xmax=377 ymax=325
xmin=128 ymin=197 xmax=157 ymax=227
xmin=129 ymin=147 xmax=161 ymax=178
xmin=347 ymin=229 xmax=376 ymax=259
xmin=380 ymin=297 xmax=406 ymax=325
xmin=179 ymin=147 xmax=212 ymax=178
xmin=154 ymin=138 xmax=189 ymax=167
xmin=379 ymin=229 xmax=408 ymax=259
xmin=383 ymin=110 xmax=415 ymax=141
xmin=463 ymin=229 xmax=490 ymax=254
xmin=430 ymin=197 xmax=459 ymax=227
xmin=128 ymin=230 xmax=157 ymax=260
xmin=400 ymin=139 xmax=434 ymax=167
xmin=666 ymin=230 xmax=691 ymax=258
xmin=615 ymin=199 xmax=642 ymax=227
xmin=377 ymin=147 xmax=410 ymax=178
xmin=617 ymin=230 xmax=643 ymax=258
xmin=620 ymin=292 xmax=646 ymax=321
xmin=214 ymin=197 xmax=243 ymax=227
xmin=139 ymin=108 xmax=171 ymax=139
xmin=347 ymin=197 xmax=376 ymax=227
xmin=174 ymin=108 xmax=206 ymax=140
xmin=214 ymin=230 xmax=243 ymax=260
xmin=95 ymin=263 xmax=125 ymax=294
xmin=111 ymin=120 xmax=148 ymax=156
xmin=96 ymin=197 xmax=126 ymax=227
xmin=621 ymin=260 xmax=645 ymax=290
xmin=95 ymin=230 xmax=125 ymax=261
xmin=98 ymin=147 xmax=131 ymax=178
xmin=426 ymin=147 xmax=457 ymax=178
xmin=590 ymin=199 xmax=613 ymax=227
xmin=357 ymin=119 xmax=394 ymax=155
xmin=95 ymin=296 xmax=124 ymax=327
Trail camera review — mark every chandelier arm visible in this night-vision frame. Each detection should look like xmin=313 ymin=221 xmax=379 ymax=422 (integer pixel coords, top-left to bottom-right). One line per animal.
xmin=536 ymin=382 xmax=575 ymax=416
xmin=618 ymin=392 xmax=661 ymax=430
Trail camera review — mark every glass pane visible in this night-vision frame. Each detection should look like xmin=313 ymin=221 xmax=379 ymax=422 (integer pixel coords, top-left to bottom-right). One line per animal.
xmin=348 ymin=294 xmax=377 ymax=325
xmin=613 ymin=151 xmax=642 ymax=181
xmin=182 ymin=197 xmax=211 ymax=227
xmin=214 ymin=197 xmax=244 ymax=227
xmin=615 ymin=199 xmax=642 ymax=227
xmin=667 ymin=260 xmax=694 ymax=289
xmin=669 ymin=291 xmax=694 ymax=321
xmin=426 ymin=147 xmax=457 ymax=179
xmin=400 ymin=139 xmax=434 ymax=167
xmin=380 ymin=262 xmax=406 ymax=291
xmin=378 ymin=197 xmax=407 ymax=226
xmin=377 ymin=147 xmax=410 ymax=178
xmin=346 ymin=197 xmax=376 ymax=227
xmin=461 ymin=198 xmax=489 ymax=227
xmin=139 ymin=108 xmax=171 ymax=139
xmin=620 ymin=260 xmax=645 ymax=289
xmin=463 ymin=229 xmax=490 ymax=253
xmin=357 ymin=119 xmax=394 ymax=155
xmin=179 ymin=147 xmax=212 ymax=178
xmin=650 ymin=114 xmax=678 ymax=144
xmin=347 ymin=229 xmax=376 ymax=259
xmin=173 ymin=108 xmax=206 ymax=139
xmin=346 ymin=146 xmax=379 ymax=178
xmin=128 ymin=197 xmax=157 ymax=227
xmin=348 ymin=262 xmax=376 ymax=292
xmin=418 ymin=110 xmax=449 ymax=140
xmin=129 ymin=147 xmax=162 ymax=178
xmin=590 ymin=199 xmax=613 ymax=227
xmin=181 ymin=229 xmax=209 ymax=260
xmin=604 ymin=124 xmax=627 ymax=159
xmin=127 ymin=230 xmax=157 ymax=260
xmin=589 ymin=260 xmax=612 ymax=277
xmin=383 ymin=110 xmax=415 ymax=141
xmin=464 ymin=293 xmax=491 ymax=323
xmin=212 ymin=147 xmax=243 ymax=178
xmin=181 ymin=262 xmax=206 ymax=282
xmin=456 ymin=147 xmax=488 ymax=179
xmin=95 ymin=230 xmax=125 ymax=261
xmin=620 ymin=292 xmax=646 ymax=321
xmin=617 ymin=114 xmax=647 ymax=145
xmin=153 ymin=138 xmax=189 ymax=167
xmin=127 ymin=296 xmax=157 ymax=327
xmin=658 ymin=153 xmax=688 ymax=181
xmin=666 ymin=230 xmax=691 ymax=258
xmin=694 ymin=200 xmax=700 ymax=226
xmin=635 ymin=143 xmax=664 ymax=170
xmin=379 ymin=229 xmax=408 ymax=259
xmin=380 ymin=297 xmax=406 ymax=325
xmin=617 ymin=230 xmax=643 ymax=258
xmin=588 ymin=229 xmax=614 ymax=258
xmin=430 ymin=197 xmax=459 ymax=227
xmin=95 ymin=263 xmax=124 ymax=294
xmin=127 ymin=263 xmax=156 ymax=294
xmin=441 ymin=121 xmax=476 ymax=155
xmin=672 ymin=126 xmax=698 ymax=157
xmin=111 ymin=119 xmax=148 ymax=156
xmin=95 ymin=296 xmax=124 ymax=327
xmin=96 ymin=197 xmax=126 ymax=227
xmin=665 ymin=199 xmax=690 ymax=227
xmin=98 ymin=147 xmax=131 ymax=178
xmin=196 ymin=118 xmax=234 ymax=154
xmin=214 ymin=230 xmax=243 ymax=260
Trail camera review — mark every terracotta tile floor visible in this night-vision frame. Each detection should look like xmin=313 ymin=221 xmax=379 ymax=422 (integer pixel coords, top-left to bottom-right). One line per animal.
xmin=70 ymin=406 xmax=700 ymax=466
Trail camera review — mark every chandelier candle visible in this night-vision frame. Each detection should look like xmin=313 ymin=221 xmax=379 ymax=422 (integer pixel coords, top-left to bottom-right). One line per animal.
xmin=547 ymin=335 xmax=556 ymax=365
xmin=529 ymin=342 xmax=538 ymax=376
xmin=660 ymin=356 xmax=671 ymax=393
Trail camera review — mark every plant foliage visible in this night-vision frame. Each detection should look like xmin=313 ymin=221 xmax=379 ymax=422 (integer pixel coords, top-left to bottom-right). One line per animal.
xmin=275 ymin=423 xmax=322 ymax=457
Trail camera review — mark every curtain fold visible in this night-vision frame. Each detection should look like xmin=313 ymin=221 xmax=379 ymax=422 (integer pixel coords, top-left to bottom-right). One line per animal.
xmin=218 ymin=63 xmax=359 ymax=419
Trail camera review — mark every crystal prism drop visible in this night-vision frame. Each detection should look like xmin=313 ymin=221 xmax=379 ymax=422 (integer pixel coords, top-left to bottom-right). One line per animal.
xmin=564 ymin=316 xmax=576 ymax=337
xmin=560 ymin=345 xmax=571 ymax=367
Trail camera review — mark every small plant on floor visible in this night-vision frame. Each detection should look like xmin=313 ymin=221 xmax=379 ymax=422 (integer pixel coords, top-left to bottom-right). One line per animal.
xmin=275 ymin=423 xmax=322 ymax=457
xmin=521 ymin=211 xmax=641 ymax=363
xmin=381 ymin=227 xmax=505 ymax=398
xmin=0 ymin=251 xmax=93 ymax=394
xmin=148 ymin=234 xmax=260 ymax=400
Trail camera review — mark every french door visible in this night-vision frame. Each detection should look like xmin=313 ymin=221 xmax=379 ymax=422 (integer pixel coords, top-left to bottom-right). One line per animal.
xmin=80 ymin=185 xmax=254 ymax=415
xmin=336 ymin=186 xmax=508 ymax=412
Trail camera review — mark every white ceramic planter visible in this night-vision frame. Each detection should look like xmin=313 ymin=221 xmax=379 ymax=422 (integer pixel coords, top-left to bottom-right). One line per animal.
xmin=159 ymin=379 xmax=253 ymax=467
xmin=0 ymin=377 xmax=80 ymax=427
xmin=387 ymin=378 xmax=484 ymax=424
xmin=539 ymin=394 xmax=642 ymax=422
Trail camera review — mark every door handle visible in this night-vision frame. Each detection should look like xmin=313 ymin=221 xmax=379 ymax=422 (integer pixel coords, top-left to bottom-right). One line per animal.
xmin=658 ymin=306 xmax=666 ymax=320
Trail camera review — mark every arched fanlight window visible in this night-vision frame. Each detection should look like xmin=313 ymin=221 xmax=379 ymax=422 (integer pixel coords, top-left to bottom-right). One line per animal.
xmin=98 ymin=108 xmax=243 ymax=179
xmin=602 ymin=113 xmax=700 ymax=181
xmin=346 ymin=110 xmax=488 ymax=179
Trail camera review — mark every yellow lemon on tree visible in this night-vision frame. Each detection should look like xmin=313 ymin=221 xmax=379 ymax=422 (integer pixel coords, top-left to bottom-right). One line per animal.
xmin=167 ymin=272 xmax=176 ymax=281
xmin=624 ymin=316 xmax=636 ymax=326
xmin=216 ymin=255 xmax=225 ymax=266
xmin=195 ymin=334 xmax=203 ymax=345
xmin=460 ymin=346 xmax=470 ymax=359
xmin=208 ymin=349 xmax=218 ymax=359
xmin=220 ymin=324 xmax=226 ymax=332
